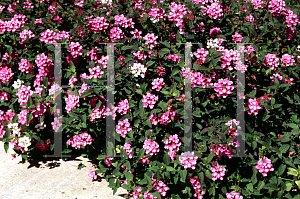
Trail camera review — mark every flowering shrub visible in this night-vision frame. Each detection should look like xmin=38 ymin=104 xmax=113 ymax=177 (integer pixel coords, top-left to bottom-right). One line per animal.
xmin=0 ymin=0 xmax=300 ymax=198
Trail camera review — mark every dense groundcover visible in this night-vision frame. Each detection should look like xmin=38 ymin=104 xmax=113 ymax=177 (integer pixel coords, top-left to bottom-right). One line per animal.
xmin=1 ymin=0 xmax=300 ymax=198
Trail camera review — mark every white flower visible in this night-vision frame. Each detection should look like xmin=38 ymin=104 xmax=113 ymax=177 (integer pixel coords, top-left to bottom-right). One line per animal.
xmin=130 ymin=63 xmax=147 ymax=78
xmin=35 ymin=122 xmax=46 ymax=132
xmin=136 ymin=84 xmax=140 ymax=88
xmin=8 ymin=123 xmax=21 ymax=136
xmin=17 ymin=136 xmax=32 ymax=151
xmin=12 ymin=79 xmax=24 ymax=89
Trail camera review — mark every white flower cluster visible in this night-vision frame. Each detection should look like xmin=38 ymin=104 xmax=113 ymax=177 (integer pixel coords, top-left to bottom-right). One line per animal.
xmin=35 ymin=122 xmax=46 ymax=132
xmin=207 ymin=38 xmax=220 ymax=49
xmin=297 ymin=45 xmax=300 ymax=59
xmin=17 ymin=136 xmax=32 ymax=151
xmin=130 ymin=63 xmax=147 ymax=78
xmin=7 ymin=123 xmax=21 ymax=136
xmin=12 ymin=79 xmax=24 ymax=90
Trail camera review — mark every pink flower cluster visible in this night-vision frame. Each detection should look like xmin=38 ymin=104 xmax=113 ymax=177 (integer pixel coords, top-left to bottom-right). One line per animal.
xmin=210 ymin=144 xmax=235 ymax=160
xmin=16 ymin=85 xmax=33 ymax=105
xmin=219 ymin=49 xmax=240 ymax=71
xmin=19 ymin=29 xmax=35 ymax=45
xmin=121 ymin=142 xmax=133 ymax=159
xmin=247 ymin=98 xmax=263 ymax=115
xmin=0 ymin=66 xmax=14 ymax=84
xmin=116 ymin=119 xmax=132 ymax=138
xmin=148 ymin=7 xmax=166 ymax=23
xmin=142 ymin=93 xmax=158 ymax=109
xmin=251 ymin=0 xmax=265 ymax=9
xmin=151 ymin=78 xmax=165 ymax=91
xmin=35 ymin=53 xmax=54 ymax=77
xmin=18 ymin=109 xmax=32 ymax=126
xmin=90 ymin=105 xmax=106 ymax=122
xmin=210 ymin=27 xmax=222 ymax=37
xmin=89 ymin=66 xmax=104 ymax=79
xmin=255 ymin=156 xmax=274 ymax=176
xmin=270 ymin=73 xmax=283 ymax=85
xmin=114 ymin=14 xmax=135 ymax=28
xmin=68 ymin=42 xmax=84 ymax=58
xmin=88 ymin=169 xmax=98 ymax=181
xmin=35 ymin=141 xmax=50 ymax=152
xmin=187 ymin=176 xmax=205 ymax=199
xmin=281 ymin=54 xmax=295 ymax=66
xmin=130 ymin=29 xmax=142 ymax=39
xmin=109 ymin=26 xmax=126 ymax=42
xmin=51 ymin=116 xmax=63 ymax=132
xmin=167 ymin=2 xmax=188 ymax=29
xmin=156 ymin=66 xmax=166 ymax=76
xmin=164 ymin=134 xmax=182 ymax=161
xmin=201 ymin=2 xmax=224 ymax=20
xmin=66 ymin=132 xmax=94 ymax=149
xmin=65 ymin=94 xmax=80 ymax=113
xmin=133 ymin=50 xmax=147 ymax=62
xmin=104 ymin=156 xmax=114 ymax=167
xmin=211 ymin=163 xmax=226 ymax=181
xmin=132 ymin=187 xmax=143 ymax=199
xmin=143 ymin=139 xmax=160 ymax=155
xmin=179 ymin=151 xmax=198 ymax=170
xmin=167 ymin=54 xmax=182 ymax=63
xmin=193 ymin=48 xmax=209 ymax=66
xmin=268 ymin=0 xmax=285 ymax=15
xmin=151 ymin=173 xmax=169 ymax=196
xmin=226 ymin=191 xmax=243 ymax=199
xmin=263 ymin=53 xmax=279 ymax=70
xmin=213 ymin=78 xmax=234 ymax=98
xmin=39 ymin=29 xmax=70 ymax=44
xmin=140 ymin=155 xmax=151 ymax=164
xmin=143 ymin=33 xmax=158 ymax=49
xmin=232 ymin=32 xmax=243 ymax=43
xmin=0 ymin=14 xmax=27 ymax=33
xmin=225 ymin=119 xmax=241 ymax=137
xmin=176 ymin=94 xmax=185 ymax=102
xmin=116 ymin=99 xmax=130 ymax=115
xmin=18 ymin=59 xmax=34 ymax=74
xmin=0 ymin=90 xmax=10 ymax=101
xmin=86 ymin=17 xmax=109 ymax=33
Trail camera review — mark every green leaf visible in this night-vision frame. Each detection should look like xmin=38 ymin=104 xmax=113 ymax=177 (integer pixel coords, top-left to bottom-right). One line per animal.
xmin=147 ymin=61 xmax=155 ymax=67
xmin=26 ymin=113 xmax=32 ymax=126
xmin=285 ymin=182 xmax=293 ymax=191
xmin=150 ymin=191 xmax=161 ymax=199
xmin=263 ymin=183 xmax=278 ymax=190
xmin=124 ymin=170 xmax=133 ymax=182
xmin=295 ymin=181 xmax=300 ymax=190
xmin=278 ymin=164 xmax=286 ymax=176
xmin=257 ymin=181 xmax=265 ymax=190
xmin=180 ymin=169 xmax=187 ymax=182
xmin=205 ymin=153 xmax=215 ymax=164
xmin=166 ymin=166 xmax=176 ymax=172
xmin=242 ymin=36 xmax=250 ymax=43
xmin=247 ymin=183 xmax=254 ymax=192
xmin=77 ymin=162 xmax=86 ymax=170
xmin=247 ymin=89 xmax=256 ymax=98
xmin=163 ymin=151 xmax=170 ymax=165
xmin=287 ymin=123 xmax=298 ymax=129
xmin=4 ymin=142 xmax=9 ymax=153
xmin=138 ymin=148 xmax=145 ymax=159
xmin=287 ymin=167 xmax=298 ymax=177
xmin=13 ymin=148 xmax=22 ymax=154
xmin=62 ymin=149 xmax=72 ymax=154
xmin=122 ymin=184 xmax=131 ymax=191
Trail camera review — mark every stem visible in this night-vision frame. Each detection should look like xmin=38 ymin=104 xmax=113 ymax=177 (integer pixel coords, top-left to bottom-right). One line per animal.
xmin=278 ymin=177 xmax=294 ymax=182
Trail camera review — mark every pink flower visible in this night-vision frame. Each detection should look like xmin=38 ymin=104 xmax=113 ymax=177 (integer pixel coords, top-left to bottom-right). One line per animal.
xmin=211 ymin=163 xmax=226 ymax=181
xmin=143 ymin=139 xmax=160 ymax=155
xmin=151 ymin=78 xmax=165 ymax=91
xmin=226 ymin=191 xmax=243 ymax=199
xmin=255 ymin=156 xmax=274 ymax=177
xmin=116 ymin=119 xmax=132 ymax=138
xmin=179 ymin=151 xmax=198 ymax=170
xmin=88 ymin=169 xmax=98 ymax=181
